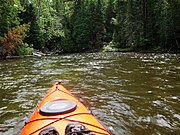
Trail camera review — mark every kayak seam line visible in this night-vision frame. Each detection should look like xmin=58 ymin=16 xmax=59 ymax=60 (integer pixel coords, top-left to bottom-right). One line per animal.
xmin=42 ymin=85 xmax=75 ymax=103
xmin=29 ymin=117 xmax=110 ymax=135
xmin=25 ymin=113 xmax=92 ymax=125
xmin=64 ymin=118 xmax=111 ymax=134
xmin=29 ymin=118 xmax=61 ymax=135
xmin=28 ymin=113 xmax=110 ymax=135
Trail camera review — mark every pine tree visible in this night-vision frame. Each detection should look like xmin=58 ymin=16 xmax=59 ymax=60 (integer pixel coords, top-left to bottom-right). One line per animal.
xmin=155 ymin=0 xmax=180 ymax=50
xmin=113 ymin=0 xmax=128 ymax=48
xmin=0 ymin=0 xmax=22 ymax=36
xmin=19 ymin=3 xmax=42 ymax=50
xmin=105 ymin=0 xmax=115 ymax=42
xmin=94 ymin=0 xmax=105 ymax=48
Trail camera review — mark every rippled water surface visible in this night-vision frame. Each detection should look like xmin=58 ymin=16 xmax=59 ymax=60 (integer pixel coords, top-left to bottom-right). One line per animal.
xmin=0 ymin=52 xmax=179 ymax=135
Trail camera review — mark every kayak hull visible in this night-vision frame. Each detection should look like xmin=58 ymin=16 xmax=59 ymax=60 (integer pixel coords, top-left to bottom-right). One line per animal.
xmin=20 ymin=82 xmax=110 ymax=135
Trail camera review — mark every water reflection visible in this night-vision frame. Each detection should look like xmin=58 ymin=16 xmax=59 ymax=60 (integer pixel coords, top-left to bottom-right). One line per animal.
xmin=0 ymin=52 xmax=179 ymax=135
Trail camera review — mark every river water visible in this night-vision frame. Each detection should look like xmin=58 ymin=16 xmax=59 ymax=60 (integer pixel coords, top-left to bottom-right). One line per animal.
xmin=0 ymin=52 xmax=179 ymax=135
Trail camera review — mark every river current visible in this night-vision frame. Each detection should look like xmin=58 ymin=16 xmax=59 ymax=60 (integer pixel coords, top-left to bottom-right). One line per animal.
xmin=0 ymin=52 xmax=179 ymax=135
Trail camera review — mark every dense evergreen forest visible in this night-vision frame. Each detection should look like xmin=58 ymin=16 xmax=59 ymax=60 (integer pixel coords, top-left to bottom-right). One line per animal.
xmin=0 ymin=0 xmax=180 ymax=57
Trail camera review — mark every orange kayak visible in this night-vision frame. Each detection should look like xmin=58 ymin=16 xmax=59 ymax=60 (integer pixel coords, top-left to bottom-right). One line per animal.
xmin=20 ymin=81 xmax=111 ymax=135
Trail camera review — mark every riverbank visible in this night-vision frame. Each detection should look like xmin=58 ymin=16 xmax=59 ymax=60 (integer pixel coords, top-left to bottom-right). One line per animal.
xmin=102 ymin=44 xmax=180 ymax=53
xmin=1 ymin=46 xmax=179 ymax=60
xmin=0 ymin=51 xmax=58 ymax=60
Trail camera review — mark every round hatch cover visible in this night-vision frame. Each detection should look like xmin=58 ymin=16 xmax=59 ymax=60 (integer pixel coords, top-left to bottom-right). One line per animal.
xmin=40 ymin=100 xmax=77 ymax=116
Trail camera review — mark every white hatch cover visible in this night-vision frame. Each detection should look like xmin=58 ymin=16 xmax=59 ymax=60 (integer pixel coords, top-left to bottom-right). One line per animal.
xmin=40 ymin=100 xmax=77 ymax=116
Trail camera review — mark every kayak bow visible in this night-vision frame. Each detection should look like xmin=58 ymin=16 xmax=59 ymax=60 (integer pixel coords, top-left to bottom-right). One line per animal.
xmin=20 ymin=81 xmax=111 ymax=135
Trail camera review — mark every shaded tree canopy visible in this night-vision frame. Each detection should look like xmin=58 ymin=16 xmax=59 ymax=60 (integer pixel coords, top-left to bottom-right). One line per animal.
xmin=0 ymin=0 xmax=179 ymax=57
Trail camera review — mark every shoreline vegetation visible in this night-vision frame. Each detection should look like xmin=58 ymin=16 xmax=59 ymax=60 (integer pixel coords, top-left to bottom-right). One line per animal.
xmin=0 ymin=0 xmax=179 ymax=59
xmin=3 ymin=47 xmax=180 ymax=60
xmin=1 ymin=41 xmax=180 ymax=59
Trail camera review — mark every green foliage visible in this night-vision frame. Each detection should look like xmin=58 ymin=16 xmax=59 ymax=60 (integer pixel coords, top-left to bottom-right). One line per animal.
xmin=63 ymin=0 xmax=105 ymax=52
xmin=155 ymin=0 xmax=169 ymax=47
xmin=112 ymin=0 xmax=127 ymax=48
xmin=105 ymin=0 xmax=115 ymax=42
xmin=16 ymin=43 xmax=34 ymax=55
xmin=112 ymin=0 xmax=180 ymax=51
xmin=0 ymin=0 xmax=23 ymax=36
xmin=18 ymin=0 xmax=64 ymax=51
xmin=35 ymin=1 xmax=64 ymax=50
xmin=71 ymin=0 xmax=91 ymax=52
xmin=43 ymin=0 xmax=180 ymax=52
xmin=155 ymin=0 xmax=180 ymax=49
xmin=19 ymin=3 xmax=42 ymax=50
xmin=0 ymin=0 xmax=179 ymax=56
xmin=61 ymin=28 xmax=75 ymax=53
xmin=94 ymin=0 xmax=105 ymax=48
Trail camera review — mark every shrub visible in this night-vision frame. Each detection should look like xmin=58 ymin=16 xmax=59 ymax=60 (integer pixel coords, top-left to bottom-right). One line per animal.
xmin=0 ymin=24 xmax=29 ymax=57
xmin=16 ymin=43 xmax=34 ymax=56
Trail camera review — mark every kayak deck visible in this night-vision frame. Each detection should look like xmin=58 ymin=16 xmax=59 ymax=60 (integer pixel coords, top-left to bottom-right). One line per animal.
xmin=20 ymin=81 xmax=111 ymax=135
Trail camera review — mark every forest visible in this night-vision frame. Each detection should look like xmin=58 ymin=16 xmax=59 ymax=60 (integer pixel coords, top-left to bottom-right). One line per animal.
xmin=0 ymin=0 xmax=180 ymax=57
